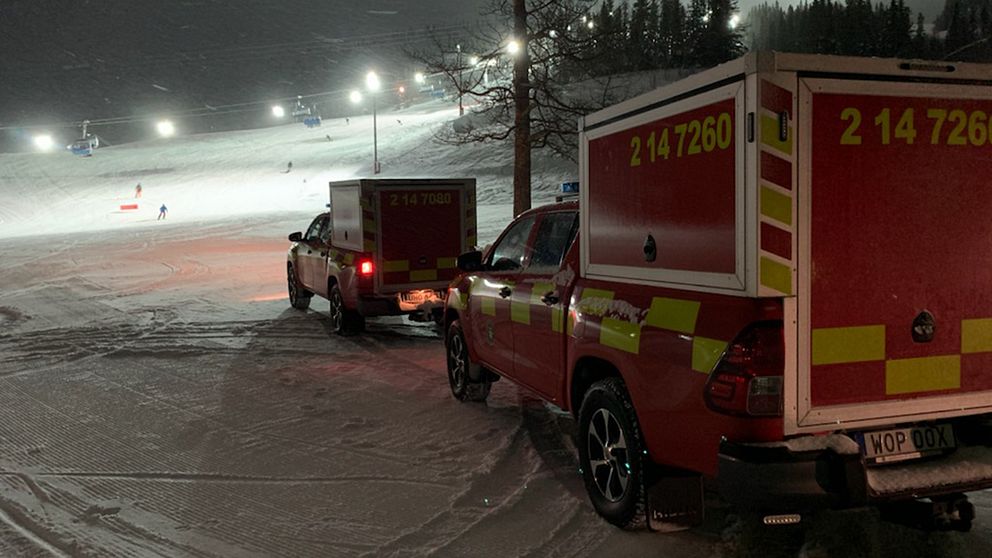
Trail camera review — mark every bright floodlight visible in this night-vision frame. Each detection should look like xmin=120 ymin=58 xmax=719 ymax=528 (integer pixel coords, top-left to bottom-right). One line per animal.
xmin=350 ymin=90 xmax=363 ymax=104
xmin=33 ymin=134 xmax=54 ymax=152
xmin=549 ymin=29 xmax=558 ymax=38
xmin=272 ymin=105 xmax=286 ymax=118
xmin=469 ymin=56 xmax=479 ymax=66
xmin=729 ymin=14 xmax=741 ymax=29
xmin=398 ymin=86 xmax=406 ymax=94
xmin=366 ymin=71 xmax=380 ymax=92
xmin=414 ymin=72 xmax=425 ymax=84
xmin=156 ymin=120 xmax=176 ymax=137
xmin=507 ymin=39 xmax=521 ymax=55
xmin=587 ymin=20 xmax=594 ymax=29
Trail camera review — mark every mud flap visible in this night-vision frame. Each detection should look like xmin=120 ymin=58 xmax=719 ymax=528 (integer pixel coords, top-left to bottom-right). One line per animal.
xmin=647 ymin=474 xmax=704 ymax=532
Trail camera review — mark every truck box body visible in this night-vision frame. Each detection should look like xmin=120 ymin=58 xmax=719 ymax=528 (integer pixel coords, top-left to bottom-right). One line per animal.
xmin=579 ymin=52 xmax=992 ymax=439
xmin=330 ymin=178 xmax=476 ymax=305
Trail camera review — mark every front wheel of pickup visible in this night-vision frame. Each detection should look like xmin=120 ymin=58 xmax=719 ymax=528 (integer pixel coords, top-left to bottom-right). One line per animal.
xmin=578 ymin=377 xmax=647 ymax=530
xmin=329 ymin=284 xmax=365 ymax=335
xmin=446 ymin=320 xmax=491 ymax=402
xmin=287 ymin=264 xmax=311 ymax=310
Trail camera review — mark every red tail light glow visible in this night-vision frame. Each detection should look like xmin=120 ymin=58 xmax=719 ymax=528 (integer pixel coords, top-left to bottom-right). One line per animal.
xmin=359 ymin=259 xmax=374 ymax=276
xmin=704 ymin=321 xmax=784 ymax=417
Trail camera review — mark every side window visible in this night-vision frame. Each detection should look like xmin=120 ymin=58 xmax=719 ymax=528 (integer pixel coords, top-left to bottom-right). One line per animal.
xmin=527 ymin=212 xmax=578 ymax=272
xmin=319 ymin=216 xmax=333 ymax=244
xmin=304 ymin=215 xmax=327 ymax=242
xmin=488 ymin=216 xmax=535 ymax=272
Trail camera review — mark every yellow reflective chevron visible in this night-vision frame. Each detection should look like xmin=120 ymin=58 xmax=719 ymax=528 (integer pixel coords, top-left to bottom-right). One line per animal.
xmin=383 ymin=260 xmax=410 ymax=272
xmin=410 ymin=270 xmax=438 ymax=282
xmin=600 ymin=317 xmax=641 ymax=354
xmin=437 ymin=257 xmax=457 ymax=269
xmin=811 ymin=325 xmax=885 ymax=366
xmin=692 ymin=337 xmax=728 ymax=373
xmin=962 ymin=318 xmax=992 ymax=354
xmin=645 ymin=297 xmax=700 ymax=334
xmin=886 ymin=356 xmax=961 ymax=395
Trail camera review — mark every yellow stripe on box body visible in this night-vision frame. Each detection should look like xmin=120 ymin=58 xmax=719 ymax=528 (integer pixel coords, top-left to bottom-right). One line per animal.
xmin=886 ymin=356 xmax=961 ymax=395
xmin=410 ymin=270 xmax=437 ymax=282
xmin=692 ymin=337 xmax=728 ymax=373
xmin=645 ymin=297 xmax=700 ymax=334
xmin=363 ymin=239 xmax=377 ymax=252
xmin=437 ymin=257 xmax=457 ymax=270
xmin=362 ymin=218 xmax=377 ymax=231
xmin=760 ymin=186 xmax=792 ymax=226
xmin=383 ymin=260 xmax=410 ymax=272
xmin=759 ymin=257 xmax=792 ymax=295
xmin=962 ymin=318 xmax=992 ymax=354
xmin=811 ymin=325 xmax=885 ymax=366
xmin=600 ymin=317 xmax=641 ymax=354
xmin=760 ymin=114 xmax=793 ymax=155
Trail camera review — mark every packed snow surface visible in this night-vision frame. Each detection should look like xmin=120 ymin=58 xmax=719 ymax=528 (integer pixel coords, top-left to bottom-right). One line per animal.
xmin=1 ymin=100 xmax=990 ymax=557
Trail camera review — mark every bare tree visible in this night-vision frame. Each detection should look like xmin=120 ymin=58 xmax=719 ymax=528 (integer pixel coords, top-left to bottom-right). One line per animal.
xmin=414 ymin=0 xmax=623 ymax=215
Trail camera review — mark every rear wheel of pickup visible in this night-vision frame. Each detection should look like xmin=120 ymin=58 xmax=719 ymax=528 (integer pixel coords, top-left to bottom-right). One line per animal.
xmin=578 ymin=378 xmax=647 ymax=529
xmin=329 ymin=284 xmax=365 ymax=335
xmin=446 ymin=320 xmax=491 ymax=402
xmin=287 ymin=264 xmax=311 ymax=310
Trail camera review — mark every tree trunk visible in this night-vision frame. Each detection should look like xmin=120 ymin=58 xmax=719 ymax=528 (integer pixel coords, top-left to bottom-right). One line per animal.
xmin=512 ymin=0 xmax=531 ymax=216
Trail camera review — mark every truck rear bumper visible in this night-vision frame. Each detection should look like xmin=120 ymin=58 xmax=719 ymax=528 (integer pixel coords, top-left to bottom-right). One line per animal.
xmin=718 ymin=429 xmax=992 ymax=512
xmin=357 ymin=289 xmax=446 ymax=317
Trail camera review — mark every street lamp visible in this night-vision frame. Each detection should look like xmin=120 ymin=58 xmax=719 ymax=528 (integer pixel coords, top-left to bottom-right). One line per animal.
xmin=33 ymin=134 xmax=54 ymax=152
xmin=415 ymin=72 xmax=425 ymax=84
xmin=271 ymin=105 xmax=285 ymax=118
xmin=156 ymin=120 xmax=176 ymax=137
xmin=366 ymin=71 xmax=381 ymax=175
xmin=456 ymin=44 xmax=464 ymax=116
xmin=350 ymin=90 xmax=363 ymax=104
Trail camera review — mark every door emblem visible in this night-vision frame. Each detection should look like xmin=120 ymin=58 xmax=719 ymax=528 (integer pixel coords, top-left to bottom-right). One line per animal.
xmin=912 ymin=311 xmax=935 ymax=343
xmin=485 ymin=321 xmax=495 ymax=345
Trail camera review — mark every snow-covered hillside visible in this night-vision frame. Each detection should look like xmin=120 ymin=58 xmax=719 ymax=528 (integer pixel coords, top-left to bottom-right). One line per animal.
xmin=0 ymin=99 xmax=576 ymax=240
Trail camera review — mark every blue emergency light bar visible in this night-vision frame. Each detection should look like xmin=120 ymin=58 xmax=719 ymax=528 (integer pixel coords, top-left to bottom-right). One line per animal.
xmin=561 ymin=181 xmax=579 ymax=193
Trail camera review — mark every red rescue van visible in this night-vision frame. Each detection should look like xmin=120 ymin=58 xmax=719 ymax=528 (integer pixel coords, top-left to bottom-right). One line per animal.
xmin=443 ymin=53 xmax=992 ymax=531
xmin=288 ymin=178 xmax=476 ymax=333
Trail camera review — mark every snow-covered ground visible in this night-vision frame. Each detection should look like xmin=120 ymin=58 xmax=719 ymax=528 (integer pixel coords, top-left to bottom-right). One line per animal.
xmin=0 ymin=100 xmax=990 ymax=557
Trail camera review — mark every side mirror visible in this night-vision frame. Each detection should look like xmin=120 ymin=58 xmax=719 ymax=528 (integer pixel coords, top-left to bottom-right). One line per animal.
xmin=456 ymin=250 xmax=484 ymax=272
xmin=288 ymin=232 xmax=303 ymax=242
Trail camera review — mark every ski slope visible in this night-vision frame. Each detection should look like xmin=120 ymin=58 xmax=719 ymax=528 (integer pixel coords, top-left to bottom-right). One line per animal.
xmin=0 ymin=99 xmax=575 ymax=241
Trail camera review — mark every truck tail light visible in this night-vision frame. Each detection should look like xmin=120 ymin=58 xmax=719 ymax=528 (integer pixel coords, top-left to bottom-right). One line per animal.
xmin=704 ymin=321 xmax=784 ymax=417
xmin=358 ymin=259 xmax=374 ymax=277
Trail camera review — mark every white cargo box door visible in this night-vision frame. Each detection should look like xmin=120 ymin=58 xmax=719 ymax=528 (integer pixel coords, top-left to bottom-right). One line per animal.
xmin=330 ymin=184 xmax=363 ymax=251
xmin=788 ymin=77 xmax=992 ymax=434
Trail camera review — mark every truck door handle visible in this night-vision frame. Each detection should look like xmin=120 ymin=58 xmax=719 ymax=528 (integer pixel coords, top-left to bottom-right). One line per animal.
xmin=306 ymin=249 xmax=312 ymax=255
xmin=540 ymin=292 xmax=559 ymax=306
xmin=320 ymin=252 xmax=327 ymax=257
xmin=498 ymin=286 xmax=512 ymax=298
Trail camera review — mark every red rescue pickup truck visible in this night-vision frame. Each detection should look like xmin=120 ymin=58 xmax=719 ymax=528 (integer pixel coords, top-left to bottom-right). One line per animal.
xmin=442 ymin=53 xmax=992 ymax=532
xmin=288 ymin=178 xmax=476 ymax=333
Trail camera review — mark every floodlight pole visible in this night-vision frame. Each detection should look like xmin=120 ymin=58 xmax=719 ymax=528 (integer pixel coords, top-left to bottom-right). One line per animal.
xmin=372 ymin=92 xmax=379 ymax=174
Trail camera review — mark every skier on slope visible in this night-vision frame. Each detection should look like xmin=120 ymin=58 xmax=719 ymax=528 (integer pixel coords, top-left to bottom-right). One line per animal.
xmin=158 ymin=204 xmax=168 ymax=220
xmin=135 ymin=183 xmax=142 ymax=198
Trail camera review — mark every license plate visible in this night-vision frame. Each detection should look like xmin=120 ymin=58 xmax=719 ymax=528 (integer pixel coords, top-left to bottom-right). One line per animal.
xmin=857 ymin=424 xmax=955 ymax=465
xmin=403 ymin=290 xmax=440 ymax=304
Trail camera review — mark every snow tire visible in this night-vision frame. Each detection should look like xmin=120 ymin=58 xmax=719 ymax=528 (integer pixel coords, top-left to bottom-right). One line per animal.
xmin=446 ymin=320 xmax=491 ymax=402
xmin=287 ymin=264 xmax=311 ymax=310
xmin=578 ymin=377 xmax=648 ymax=530
xmin=329 ymin=284 xmax=365 ymax=335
